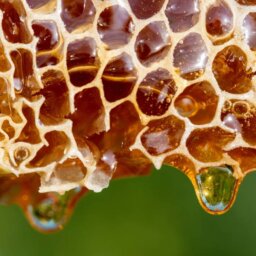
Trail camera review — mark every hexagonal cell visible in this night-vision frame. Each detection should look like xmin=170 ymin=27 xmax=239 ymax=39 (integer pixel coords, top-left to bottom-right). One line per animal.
xmin=236 ymin=0 xmax=256 ymax=5
xmin=0 ymin=78 xmax=12 ymax=116
xmin=206 ymin=0 xmax=233 ymax=44
xmin=0 ymin=1 xmax=32 ymax=44
xmin=38 ymin=70 xmax=70 ymax=125
xmin=141 ymin=115 xmax=185 ymax=156
xmin=212 ymin=45 xmax=252 ymax=94
xmin=136 ymin=68 xmax=177 ymax=116
xmin=16 ymin=105 xmax=41 ymax=144
xmin=0 ymin=41 xmax=10 ymax=72
xmin=135 ymin=21 xmax=171 ymax=67
xmin=173 ymin=33 xmax=208 ymax=80
xmin=114 ymin=150 xmax=152 ymax=179
xmin=67 ymin=37 xmax=100 ymax=87
xmin=2 ymin=120 xmax=15 ymax=139
xmin=33 ymin=21 xmax=59 ymax=49
xmin=14 ymin=146 xmax=30 ymax=165
xmin=26 ymin=0 xmax=53 ymax=9
xmin=243 ymin=13 xmax=256 ymax=51
xmin=29 ymin=131 xmax=69 ymax=167
xmin=0 ymin=78 xmax=21 ymax=123
xmin=55 ymin=158 xmax=87 ymax=183
xmin=221 ymin=99 xmax=256 ymax=145
xmin=165 ymin=0 xmax=200 ymax=33
xmin=69 ymin=87 xmax=105 ymax=139
xmin=175 ymin=81 xmax=218 ymax=125
xmin=102 ymin=53 xmax=137 ymax=102
xmin=128 ymin=0 xmax=165 ymax=19
xmin=164 ymin=154 xmax=196 ymax=176
xmin=32 ymin=20 xmax=61 ymax=68
xmin=97 ymin=5 xmax=134 ymax=50
xmin=11 ymin=49 xmax=40 ymax=99
xmin=61 ymin=0 xmax=96 ymax=33
xmin=186 ymin=127 xmax=235 ymax=163
xmin=228 ymin=147 xmax=256 ymax=173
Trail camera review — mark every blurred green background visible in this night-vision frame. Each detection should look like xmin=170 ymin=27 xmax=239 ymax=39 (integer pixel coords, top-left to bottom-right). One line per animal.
xmin=0 ymin=165 xmax=255 ymax=256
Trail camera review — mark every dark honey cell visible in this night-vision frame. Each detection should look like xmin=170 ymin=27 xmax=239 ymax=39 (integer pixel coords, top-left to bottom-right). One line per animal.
xmin=175 ymin=81 xmax=219 ymax=125
xmin=173 ymin=33 xmax=208 ymax=80
xmin=26 ymin=0 xmax=51 ymax=9
xmin=243 ymin=13 xmax=256 ymax=51
xmin=32 ymin=20 xmax=60 ymax=68
xmin=69 ymin=87 xmax=105 ymax=139
xmin=36 ymin=55 xmax=59 ymax=68
xmin=32 ymin=20 xmax=59 ymax=52
xmin=206 ymin=1 xmax=233 ymax=37
xmin=16 ymin=105 xmax=41 ymax=144
xmin=11 ymin=49 xmax=40 ymax=99
xmin=67 ymin=37 xmax=100 ymax=87
xmin=97 ymin=5 xmax=134 ymax=50
xmin=135 ymin=21 xmax=171 ymax=67
xmin=165 ymin=0 xmax=200 ymax=33
xmin=212 ymin=45 xmax=252 ymax=94
xmin=141 ymin=115 xmax=185 ymax=156
xmin=186 ymin=127 xmax=235 ymax=162
xmin=39 ymin=70 xmax=70 ymax=125
xmin=0 ymin=2 xmax=32 ymax=44
xmin=136 ymin=68 xmax=177 ymax=116
xmin=228 ymin=147 xmax=256 ymax=173
xmin=29 ymin=131 xmax=69 ymax=167
xmin=55 ymin=158 xmax=87 ymax=183
xmin=61 ymin=0 xmax=96 ymax=33
xmin=102 ymin=53 xmax=137 ymax=102
xmin=236 ymin=0 xmax=256 ymax=5
xmin=128 ymin=0 xmax=165 ymax=19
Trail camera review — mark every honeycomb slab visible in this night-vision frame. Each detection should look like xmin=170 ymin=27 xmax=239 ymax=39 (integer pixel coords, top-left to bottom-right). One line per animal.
xmin=0 ymin=0 xmax=255 ymax=232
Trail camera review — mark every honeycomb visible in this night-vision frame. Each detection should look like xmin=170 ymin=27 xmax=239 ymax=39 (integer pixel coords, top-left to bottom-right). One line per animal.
xmin=0 ymin=0 xmax=256 ymax=232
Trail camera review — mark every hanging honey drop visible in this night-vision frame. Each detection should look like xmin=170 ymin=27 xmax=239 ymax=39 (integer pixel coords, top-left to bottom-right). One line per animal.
xmin=195 ymin=166 xmax=239 ymax=214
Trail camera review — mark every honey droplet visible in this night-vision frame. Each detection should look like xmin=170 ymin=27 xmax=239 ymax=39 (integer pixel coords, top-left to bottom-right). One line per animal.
xmin=195 ymin=166 xmax=238 ymax=214
xmin=25 ymin=189 xmax=82 ymax=233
